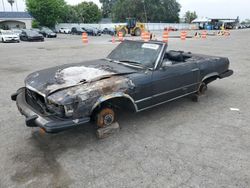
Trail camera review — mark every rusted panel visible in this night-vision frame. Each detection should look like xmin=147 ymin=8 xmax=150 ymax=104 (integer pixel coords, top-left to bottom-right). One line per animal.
xmin=25 ymin=63 xmax=136 ymax=119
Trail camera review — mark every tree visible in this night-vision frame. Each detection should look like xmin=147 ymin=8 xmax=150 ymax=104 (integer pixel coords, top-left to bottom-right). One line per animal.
xmin=184 ymin=11 xmax=197 ymax=23
xmin=241 ymin=19 xmax=250 ymax=24
xmin=112 ymin=0 xmax=180 ymax=23
xmin=26 ymin=0 xmax=68 ymax=27
xmin=61 ymin=2 xmax=102 ymax=23
xmin=60 ymin=5 xmax=79 ymax=23
xmin=99 ymin=0 xmax=117 ymax=18
xmin=31 ymin=20 xmax=40 ymax=28
xmin=74 ymin=2 xmax=102 ymax=23
xmin=27 ymin=0 xmax=102 ymax=26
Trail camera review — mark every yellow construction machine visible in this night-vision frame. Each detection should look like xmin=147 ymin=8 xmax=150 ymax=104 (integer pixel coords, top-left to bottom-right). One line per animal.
xmin=115 ymin=18 xmax=146 ymax=37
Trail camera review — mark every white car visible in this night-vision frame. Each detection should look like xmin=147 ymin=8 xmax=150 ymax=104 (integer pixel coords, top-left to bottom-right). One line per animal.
xmin=0 ymin=30 xmax=20 ymax=43
xmin=11 ymin=29 xmax=22 ymax=38
xmin=59 ymin=27 xmax=71 ymax=34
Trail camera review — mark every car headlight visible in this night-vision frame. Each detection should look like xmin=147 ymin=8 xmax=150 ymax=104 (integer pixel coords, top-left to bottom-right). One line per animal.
xmin=64 ymin=104 xmax=74 ymax=117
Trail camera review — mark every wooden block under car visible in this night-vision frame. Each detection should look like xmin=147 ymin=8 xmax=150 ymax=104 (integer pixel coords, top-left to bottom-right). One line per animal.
xmin=96 ymin=122 xmax=120 ymax=139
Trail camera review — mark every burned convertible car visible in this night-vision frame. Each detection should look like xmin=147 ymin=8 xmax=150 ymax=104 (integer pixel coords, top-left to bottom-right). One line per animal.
xmin=12 ymin=40 xmax=233 ymax=133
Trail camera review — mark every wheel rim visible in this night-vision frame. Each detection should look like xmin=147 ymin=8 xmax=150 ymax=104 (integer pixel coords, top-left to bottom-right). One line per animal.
xmin=96 ymin=108 xmax=115 ymax=128
xmin=135 ymin=29 xmax=141 ymax=36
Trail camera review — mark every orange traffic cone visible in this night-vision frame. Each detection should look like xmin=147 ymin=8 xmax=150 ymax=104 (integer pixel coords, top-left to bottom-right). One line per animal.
xmin=180 ymin=31 xmax=187 ymax=41
xmin=82 ymin=32 xmax=88 ymax=43
xmin=162 ymin=31 xmax=169 ymax=43
xmin=118 ymin=32 xmax=124 ymax=42
xmin=224 ymin=30 xmax=230 ymax=36
xmin=112 ymin=35 xmax=115 ymax=43
xmin=201 ymin=31 xmax=207 ymax=39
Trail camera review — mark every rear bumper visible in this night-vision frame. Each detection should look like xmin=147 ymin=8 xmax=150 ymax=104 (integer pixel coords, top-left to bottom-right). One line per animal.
xmin=12 ymin=88 xmax=90 ymax=133
xmin=219 ymin=69 xmax=234 ymax=79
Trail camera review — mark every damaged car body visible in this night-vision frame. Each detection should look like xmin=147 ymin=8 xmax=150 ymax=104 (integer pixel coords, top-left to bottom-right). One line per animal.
xmin=12 ymin=40 xmax=233 ymax=133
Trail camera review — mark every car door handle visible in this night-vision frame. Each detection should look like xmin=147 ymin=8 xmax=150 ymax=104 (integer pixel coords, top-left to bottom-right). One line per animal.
xmin=191 ymin=68 xmax=199 ymax=72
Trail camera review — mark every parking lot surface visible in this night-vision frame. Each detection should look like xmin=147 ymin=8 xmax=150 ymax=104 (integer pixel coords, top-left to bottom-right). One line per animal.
xmin=0 ymin=30 xmax=250 ymax=188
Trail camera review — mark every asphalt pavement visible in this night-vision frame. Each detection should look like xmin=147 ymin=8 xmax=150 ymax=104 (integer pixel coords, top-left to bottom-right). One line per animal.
xmin=0 ymin=29 xmax=249 ymax=188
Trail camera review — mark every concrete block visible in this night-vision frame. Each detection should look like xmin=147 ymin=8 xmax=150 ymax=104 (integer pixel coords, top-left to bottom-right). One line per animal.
xmin=96 ymin=122 xmax=120 ymax=139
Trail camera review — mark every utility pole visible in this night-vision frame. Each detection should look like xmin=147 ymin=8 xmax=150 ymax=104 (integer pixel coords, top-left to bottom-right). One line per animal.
xmin=142 ymin=0 xmax=149 ymax=31
xmin=142 ymin=0 xmax=148 ymax=23
xmin=2 ymin=0 xmax=5 ymax=11
xmin=8 ymin=0 xmax=15 ymax=12
xmin=16 ymin=0 xmax=18 ymax=11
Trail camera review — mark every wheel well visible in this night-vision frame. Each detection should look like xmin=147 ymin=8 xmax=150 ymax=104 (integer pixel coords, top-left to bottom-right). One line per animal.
xmin=203 ymin=75 xmax=219 ymax=84
xmin=91 ymin=97 xmax=136 ymax=117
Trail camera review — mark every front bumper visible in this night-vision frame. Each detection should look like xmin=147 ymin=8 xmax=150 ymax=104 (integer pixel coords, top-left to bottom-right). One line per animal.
xmin=28 ymin=37 xmax=44 ymax=41
xmin=11 ymin=88 xmax=90 ymax=133
xmin=3 ymin=38 xmax=19 ymax=42
xmin=219 ymin=69 xmax=234 ymax=79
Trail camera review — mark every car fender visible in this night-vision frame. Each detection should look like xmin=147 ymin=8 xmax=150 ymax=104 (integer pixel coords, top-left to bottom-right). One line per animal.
xmin=91 ymin=92 xmax=138 ymax=113
xmin=202 ymin=72 xmax=219 ymax=82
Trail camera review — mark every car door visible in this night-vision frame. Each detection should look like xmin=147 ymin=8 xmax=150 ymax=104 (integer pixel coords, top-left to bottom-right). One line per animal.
xmin=131 ymin=71 xmax=154 ymax=110
xmin=151 ymin=58 xmax=200 ymax=105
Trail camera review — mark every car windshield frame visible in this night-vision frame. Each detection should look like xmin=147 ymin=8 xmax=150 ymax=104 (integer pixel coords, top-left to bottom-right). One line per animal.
xmin=42 ymin=28 xmax=53 ymax=32
xmin=75 ymin=27 xmax=83 ymax=32
xmin=107 ymin=40 xmax=164 ymax=69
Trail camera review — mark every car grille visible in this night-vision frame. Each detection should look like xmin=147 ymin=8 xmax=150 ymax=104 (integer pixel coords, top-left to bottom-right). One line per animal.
xmin=25 ymin=88 xmax=65 ymax=117
xmin=25 ymin=88 xmax=46 ymax=114
xmin=6 ymin=37 xmax=17 ymax=40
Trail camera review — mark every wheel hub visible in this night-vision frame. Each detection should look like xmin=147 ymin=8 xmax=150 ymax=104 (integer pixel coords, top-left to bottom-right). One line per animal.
xmin=104 ymin=114 xmax=114 ymax=126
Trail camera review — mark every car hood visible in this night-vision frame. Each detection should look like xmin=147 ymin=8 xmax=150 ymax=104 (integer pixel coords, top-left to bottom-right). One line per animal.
xmin=25 ymin=59 xmax=138 ymax=97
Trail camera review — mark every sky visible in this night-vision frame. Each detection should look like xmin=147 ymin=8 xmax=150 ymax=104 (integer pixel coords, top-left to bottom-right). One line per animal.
xmin=0 ymin=0 xmax=249 ymax=21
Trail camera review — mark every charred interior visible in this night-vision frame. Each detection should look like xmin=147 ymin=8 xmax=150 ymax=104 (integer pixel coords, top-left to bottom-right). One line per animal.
xmin=165 ymin=50 xmax=192 ymax=63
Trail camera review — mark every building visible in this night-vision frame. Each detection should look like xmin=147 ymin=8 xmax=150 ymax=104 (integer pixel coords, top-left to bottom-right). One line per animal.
xmin=0 ymin=12 xmax=33 ymax=30
xmin=192 ymin=17 xmax=240 ymax=30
